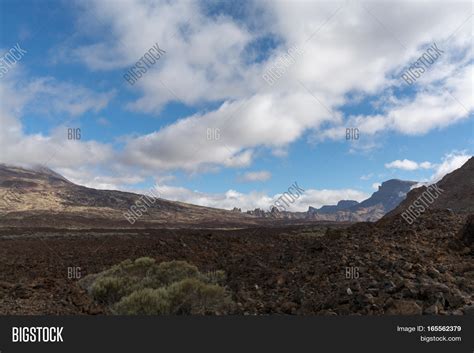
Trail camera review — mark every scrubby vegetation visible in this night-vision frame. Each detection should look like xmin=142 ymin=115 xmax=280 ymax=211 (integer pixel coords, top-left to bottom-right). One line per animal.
xmin=79 ymin=257 xmax=233 ymax=315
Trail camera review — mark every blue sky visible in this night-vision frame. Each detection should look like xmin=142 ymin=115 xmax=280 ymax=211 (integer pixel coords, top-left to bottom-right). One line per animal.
xmin=0 ymin=0 xmax=472 ymax=211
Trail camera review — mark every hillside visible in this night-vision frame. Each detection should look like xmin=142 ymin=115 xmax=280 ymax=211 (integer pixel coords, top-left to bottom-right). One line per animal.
xmin=0 ymin=164 xmax=259 ymax=228
xmin=385 ymin=157 xmax=474 ymax=219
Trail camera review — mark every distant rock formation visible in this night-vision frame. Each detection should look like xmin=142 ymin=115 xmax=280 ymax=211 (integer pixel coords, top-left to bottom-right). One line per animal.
xmin=305 ymin=179 xmax=417 ymax=222
xmin=357 ymin=179 xmax=417 ymax=212
xmin=246 ymin=208 xmax=267 ymax=217
xmin=308 ymin=200 xmax=359 ymax=214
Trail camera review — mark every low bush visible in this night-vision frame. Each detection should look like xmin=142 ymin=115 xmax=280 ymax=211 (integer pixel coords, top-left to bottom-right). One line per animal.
xmin=114 ymin=278 xmax=232 ymax=315
xmin=146 ymin=260 xmax=200 ymax=286
xmin=79 ymin=257 xmax=233 ymax=315
xmin=114 ymin=287 xmax=171 ymax=315
xmin=90 ymin=276 xmax=132 ymax=304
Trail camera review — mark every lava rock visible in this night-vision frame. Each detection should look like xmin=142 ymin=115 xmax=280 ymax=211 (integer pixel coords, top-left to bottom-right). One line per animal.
xmin=386 ymin=300 xmax=422 ymax=315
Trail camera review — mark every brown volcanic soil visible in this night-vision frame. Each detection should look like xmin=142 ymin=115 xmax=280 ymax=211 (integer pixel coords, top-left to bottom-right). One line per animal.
xmin=0 ymin=211 xmax=472 ymax=315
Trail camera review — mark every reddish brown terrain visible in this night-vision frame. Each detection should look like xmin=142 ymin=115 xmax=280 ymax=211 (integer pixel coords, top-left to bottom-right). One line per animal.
xmin=0 ymin=158 xmax=473 ymax=315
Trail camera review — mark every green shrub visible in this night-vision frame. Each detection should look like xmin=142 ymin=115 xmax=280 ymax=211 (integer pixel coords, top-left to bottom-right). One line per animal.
xmin=80 ymin=257 xmax=233 ymax=315
xmin=89 ymin=276 xmax=132 ymax=304
xmin=103 ymin=257 xmax=156 ymax=277
xmin=114 ymin=288 xmax=171 ymax=315
xmin=202 ymin=270 xmax=226 ymax=285
xmin=165 ymin=278 xmax=233 ymax=315
xmin=114 ymin=278 xmax=232 ymax=315
xmin=147 ymin=260 xmax=200 ymax=286
xmin=84 ymin=257 xmax=159 ymax=304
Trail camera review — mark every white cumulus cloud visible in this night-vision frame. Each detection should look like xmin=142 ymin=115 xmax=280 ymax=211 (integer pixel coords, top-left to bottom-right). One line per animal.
xmin=385 ymin=159 xmax=434 ymax=171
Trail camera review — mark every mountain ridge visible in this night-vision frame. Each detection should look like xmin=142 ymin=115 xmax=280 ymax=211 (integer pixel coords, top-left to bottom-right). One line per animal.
xmin=1 ymin=159 xmax=472 ymax=227
xmin=0 ymin=164 xmax=260 ymax=228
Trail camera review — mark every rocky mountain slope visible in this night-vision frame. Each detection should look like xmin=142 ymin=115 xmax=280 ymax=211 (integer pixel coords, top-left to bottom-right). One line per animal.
xmin=386 ymin=157 xmax=474 ymax=218
xmin=0 ymin=164 xmax=259 ymax=228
